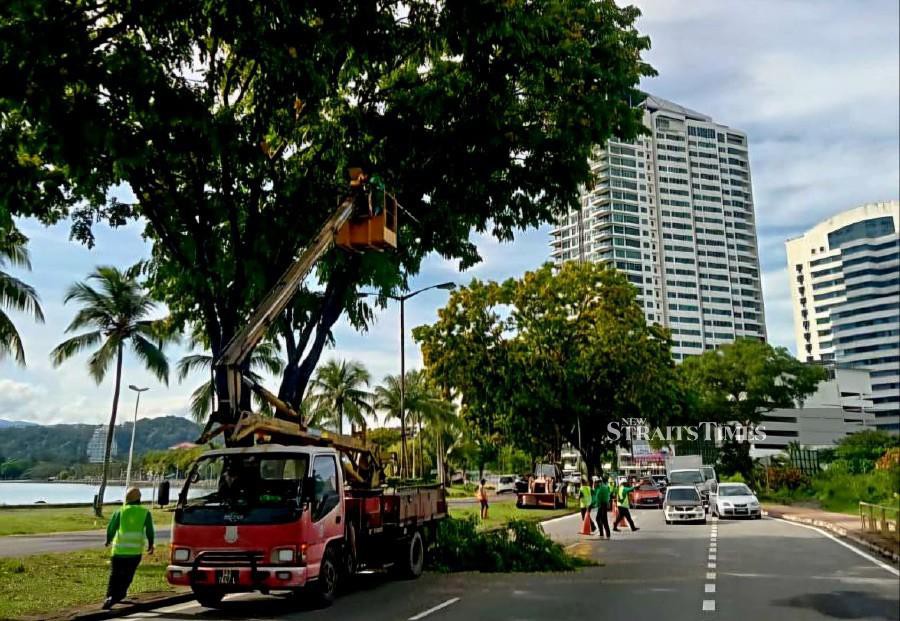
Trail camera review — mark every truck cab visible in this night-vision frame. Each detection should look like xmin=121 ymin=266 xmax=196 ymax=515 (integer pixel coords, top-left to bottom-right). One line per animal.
xmin=167 ymin=445 xmax=344 ymax=606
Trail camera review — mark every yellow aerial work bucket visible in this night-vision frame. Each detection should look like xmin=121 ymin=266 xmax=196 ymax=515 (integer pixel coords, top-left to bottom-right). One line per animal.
xmin=335 ymin=169 xmax=398 ymax=251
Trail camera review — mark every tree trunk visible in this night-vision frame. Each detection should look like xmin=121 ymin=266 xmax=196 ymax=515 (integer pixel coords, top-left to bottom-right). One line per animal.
xmin=337 ymin=402 xmax=343 ymax=436
xmin=418 ymin=417 xmax=424 ymax=479
xmin=95 ymin=343 xmax=124 ymax=518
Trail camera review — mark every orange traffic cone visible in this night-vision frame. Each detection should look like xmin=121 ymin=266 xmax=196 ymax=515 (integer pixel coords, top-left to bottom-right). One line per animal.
xmin=580 ymin=510 xmax=593 ymax=535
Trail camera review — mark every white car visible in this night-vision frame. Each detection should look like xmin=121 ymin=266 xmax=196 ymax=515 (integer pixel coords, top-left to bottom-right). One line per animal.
xmin=663 ymin=485 xmax=706 ymax=524
xmin=710 ymin=482 xmax=761 ymax=519
xmin=495 ymin=475 xmax=517 ymax=494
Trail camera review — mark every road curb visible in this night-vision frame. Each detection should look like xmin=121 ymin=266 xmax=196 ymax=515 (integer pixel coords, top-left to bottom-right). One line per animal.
xmin=764 ymin=510 xmax=900 ymax=565
xmin=24 ymin=591 xmax=194 ymax=621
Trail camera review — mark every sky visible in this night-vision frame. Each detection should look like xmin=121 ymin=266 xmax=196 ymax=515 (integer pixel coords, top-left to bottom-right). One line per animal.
xmin=1 ymin=0 xmax=898 ymax=426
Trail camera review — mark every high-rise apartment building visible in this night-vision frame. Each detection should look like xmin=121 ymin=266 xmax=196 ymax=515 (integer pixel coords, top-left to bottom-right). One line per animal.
xmin=785 ymin=201 xmax=900 ymax=431
xmin=87 ymin=425 xmax=118 ymax=464
xmin=550 ymin=95 xmax=767 ymax=359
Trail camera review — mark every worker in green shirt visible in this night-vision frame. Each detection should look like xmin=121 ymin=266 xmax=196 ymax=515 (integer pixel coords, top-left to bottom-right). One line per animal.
xmin=592 ymin=477 xmax=612 ymax=538
xmin=613 ymin=477 xmax=640 ymax=532
xmin=578 ymin=477 xmax=598 ymax=534
xmin=103 ymin=487 xmax=155 ymax=609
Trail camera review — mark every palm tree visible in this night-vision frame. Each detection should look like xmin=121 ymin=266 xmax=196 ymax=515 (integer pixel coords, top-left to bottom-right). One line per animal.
xmin=375 ymin=370 xmax=450 ymax=478
xmin=0 ymin=231 xmax=45 ymax=365
xmin=50 ymin=266 xmax=170 ymax=516
xmin=308 ymin=359 xmax=374 ymax=434
xmin=176 ymin=341 xmax=285 ymax=423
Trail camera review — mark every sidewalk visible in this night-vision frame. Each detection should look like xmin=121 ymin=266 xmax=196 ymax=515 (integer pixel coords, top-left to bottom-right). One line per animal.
xmin=0 ymin=528 xmax=171 ymax=558
xmin=764 ymin=503 xmax=899 ymax=564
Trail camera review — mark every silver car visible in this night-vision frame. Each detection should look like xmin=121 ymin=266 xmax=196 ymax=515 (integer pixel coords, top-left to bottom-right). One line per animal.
xmin=663 ymin=485 xmax=706 ymax=525
xmin=710 ymin=482 xmax=761 ymax=519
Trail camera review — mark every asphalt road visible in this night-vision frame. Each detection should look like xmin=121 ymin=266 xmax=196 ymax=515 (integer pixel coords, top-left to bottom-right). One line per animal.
xmin=0 ymin=528 xmax=172 ymax=558
xmin=104 ymin=509 xmax=899 ymax=621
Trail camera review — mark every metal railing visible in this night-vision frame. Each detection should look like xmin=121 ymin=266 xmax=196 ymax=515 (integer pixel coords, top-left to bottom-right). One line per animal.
xmin=859 ymin=501 xmax=900 ymax=540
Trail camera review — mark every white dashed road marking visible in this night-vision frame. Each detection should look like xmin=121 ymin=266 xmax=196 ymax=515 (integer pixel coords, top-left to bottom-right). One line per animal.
xmin=409 ymin=597 xmax=461 ymax=620
xmin=703 ymin=515 xmax=718 ymax=613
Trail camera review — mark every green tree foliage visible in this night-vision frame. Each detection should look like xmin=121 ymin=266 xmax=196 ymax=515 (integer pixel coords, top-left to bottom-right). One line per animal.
xmin=0 ymin=0 xmax=654 ymax=421
xmin=50 ymin=267 xmax=172 ymax=514
xmin=0 ymin=458 xmax=30 ymax=479
xmin=0 ymin=228 xmax=44 ymax=365
xmin=832 ymin=430 xmax=899 ymax=474
xmin=414 ymin=261 xmax=681 ymax=476
xmin=680 ymin=339 xmax=826 ymax=480
xmin=307 ymin=359 xmax=374 ymax=434
xmin=140 ymin=446 xmax=205 ymax=477
xmin=366 ymin=427 xmax=402 ymax=459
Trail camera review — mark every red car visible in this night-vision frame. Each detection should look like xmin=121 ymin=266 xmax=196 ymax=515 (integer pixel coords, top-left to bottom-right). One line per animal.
xmin=629 ymin=480 xmax=663 ymax=509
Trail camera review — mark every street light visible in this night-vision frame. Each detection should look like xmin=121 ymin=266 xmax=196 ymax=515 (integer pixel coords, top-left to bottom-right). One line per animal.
xmin=125 ymin=385 xmax=149 ymax=490
xmin=360 ymin=281 xmax=456 ymax=478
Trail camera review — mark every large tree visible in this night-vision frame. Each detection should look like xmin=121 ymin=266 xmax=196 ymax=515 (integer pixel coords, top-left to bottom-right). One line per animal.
xmin=0 ymin=228 xmax=44 ymax=365
xmin=679 ymin=338 xmax=826 ymax=479
xmin=50 ymin=266 xmax=170 ymax=515
xmin=1 ymin=1 xmax=654 ymax=431
xmin=414 ymin=261 xmax=682 ymax=476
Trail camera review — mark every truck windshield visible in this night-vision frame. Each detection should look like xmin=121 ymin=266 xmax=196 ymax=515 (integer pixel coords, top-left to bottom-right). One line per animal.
xmin=669 ymin=470 xmax=703 ymax=486
xmin=535 ymin=465 xmax=557 ymax=478
xmin=177 ymin=453 xmax=309 ymax=525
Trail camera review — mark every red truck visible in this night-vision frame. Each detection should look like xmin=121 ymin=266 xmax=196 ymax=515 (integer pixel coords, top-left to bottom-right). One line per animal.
xmin=167 ymin=439 xmax=447 ymax=607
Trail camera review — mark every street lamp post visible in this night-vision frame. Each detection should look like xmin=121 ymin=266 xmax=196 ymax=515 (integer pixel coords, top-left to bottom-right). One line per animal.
xmin=362 ymin=281 xmax=455 ymax=478
xmin=125 ymin=385 xmax=149 ymax=490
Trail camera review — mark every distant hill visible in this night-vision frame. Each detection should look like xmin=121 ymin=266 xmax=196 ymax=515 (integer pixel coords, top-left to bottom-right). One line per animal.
xmin=0 ymin=419 xmax=39 ymax=429
xmin=0 ymin=416 xmax=200 ymax=465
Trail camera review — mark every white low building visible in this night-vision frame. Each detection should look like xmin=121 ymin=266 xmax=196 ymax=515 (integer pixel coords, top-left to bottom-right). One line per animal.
xmin=750 ymin=366 xmax=875 ymax=457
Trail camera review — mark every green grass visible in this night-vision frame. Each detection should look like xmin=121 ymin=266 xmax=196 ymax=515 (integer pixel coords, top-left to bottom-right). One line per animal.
xmin=449 ymin=501 xmax=576 ymax=531
xmin=0 ymin=547 xmax=174 ymax=620
xmin=0 ymin=506 xmax=174 ymax=537
xmin=445 ymin=484 xmax=478 ymax=499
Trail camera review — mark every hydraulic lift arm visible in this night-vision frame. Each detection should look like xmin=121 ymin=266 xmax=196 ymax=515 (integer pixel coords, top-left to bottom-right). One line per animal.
xmin=215 ymin=193 xmax=357 ymax=424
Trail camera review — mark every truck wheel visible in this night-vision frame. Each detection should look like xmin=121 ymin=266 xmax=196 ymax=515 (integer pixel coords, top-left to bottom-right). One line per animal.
xmin=193 ymin=587 xmax=224 ymax=608
xmin=343 ymin=524 xmax=358 ymax=578
xmin=315 ymin=546 xmax=340 ymax=605
xmin=397 ymin=530 xmax=425 ymax=579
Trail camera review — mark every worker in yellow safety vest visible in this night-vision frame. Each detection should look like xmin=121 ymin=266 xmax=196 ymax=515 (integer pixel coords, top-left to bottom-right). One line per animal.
xmin=103 ymin=487 xmax=155 ymax=609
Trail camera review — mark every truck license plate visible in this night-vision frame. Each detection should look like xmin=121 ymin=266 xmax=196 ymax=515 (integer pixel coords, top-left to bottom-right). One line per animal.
xmin=216 ymin=569 xmax=238 ymax=585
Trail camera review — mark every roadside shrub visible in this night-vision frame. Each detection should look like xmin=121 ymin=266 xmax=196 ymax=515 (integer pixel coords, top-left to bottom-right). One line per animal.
xmin=766 ymin=467 xmax=810 ymax=491
xmin=720 ymin=472 xmax=746 ymax=484
xmin=833 ymin=430 xmax=899 ymax=474
xmin=813 ymin=468 xmax=899 ymax=513
xmin=430 ymin=516 xmax=579 ymax=573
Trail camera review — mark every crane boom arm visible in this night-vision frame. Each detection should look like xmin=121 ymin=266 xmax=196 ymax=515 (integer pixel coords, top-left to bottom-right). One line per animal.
xmin=216 ymin=194 xmax=356 ymax=417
